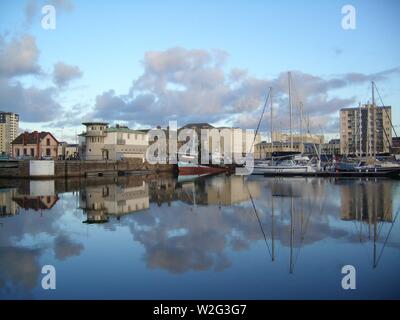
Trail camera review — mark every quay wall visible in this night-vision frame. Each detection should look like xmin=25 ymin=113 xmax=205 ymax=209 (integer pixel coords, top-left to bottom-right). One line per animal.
xmin=0 ymin=159 xmax=176 ymax=179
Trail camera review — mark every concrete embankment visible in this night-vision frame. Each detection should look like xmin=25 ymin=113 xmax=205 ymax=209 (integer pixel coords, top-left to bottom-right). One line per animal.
xmin=0 ymin=159 xmax=176 ymax=179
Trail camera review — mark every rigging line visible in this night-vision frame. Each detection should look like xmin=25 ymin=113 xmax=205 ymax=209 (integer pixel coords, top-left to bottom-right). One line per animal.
xmin=376 ymin=204 xmax=392 ymax=240
xmin=375 ymin=207 xmax=400 ymax=267
xmin=374 ymin=83 xmax=398 ymax=138
xmin=248 ymin=87 xmax=272 ymax=155
xmin=294 ymin=184 xmax=327 ymax=265
xmin=246 ymin=184 xmax=273 ymax=260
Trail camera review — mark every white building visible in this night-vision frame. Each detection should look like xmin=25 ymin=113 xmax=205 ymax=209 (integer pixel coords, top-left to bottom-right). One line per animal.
xmin=79 ymin=122 xmax=148 ymax=161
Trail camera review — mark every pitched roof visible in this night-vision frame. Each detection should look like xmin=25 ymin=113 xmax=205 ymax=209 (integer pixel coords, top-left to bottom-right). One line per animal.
xmin=11 ymin=131 xmax=59 ymax=145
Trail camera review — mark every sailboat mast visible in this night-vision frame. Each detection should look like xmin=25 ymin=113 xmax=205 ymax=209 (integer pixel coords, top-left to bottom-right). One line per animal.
xmin=288 ymin=72 xmax=293 ymax=149
xmin=372 ymin=81 xmax=377 ymax=158
xmin=359 ymin=102 xmax=362 ymax=157
xmin=300 ymin=102 xmax=303 ymax=151
xmin=271 ymin=193 xmax=275 ymax=261
xmin=270 ymin=88 xmax=273 ymax=162
xmin=289 ymin=196 xmax=294 ymax=274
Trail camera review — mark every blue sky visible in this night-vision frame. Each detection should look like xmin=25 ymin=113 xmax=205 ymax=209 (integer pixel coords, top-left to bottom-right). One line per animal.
xmin=0 ymin=0 xmax=399 ymax=142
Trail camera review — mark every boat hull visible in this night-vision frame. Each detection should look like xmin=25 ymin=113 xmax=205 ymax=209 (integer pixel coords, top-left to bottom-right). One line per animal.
xmin=178 ymin=162 xmax=227 ymax=175
xmin=253 ymin=165 xmax=315 ymax=175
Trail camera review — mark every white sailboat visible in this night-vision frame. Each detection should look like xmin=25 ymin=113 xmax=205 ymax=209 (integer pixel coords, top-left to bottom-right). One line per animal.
xmin=252 ymin=73 xmax=316 ymax=175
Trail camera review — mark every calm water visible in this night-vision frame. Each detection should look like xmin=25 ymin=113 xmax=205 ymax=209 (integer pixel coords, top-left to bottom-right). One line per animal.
xmin=0 ymin=174 xmax=399 ymax=300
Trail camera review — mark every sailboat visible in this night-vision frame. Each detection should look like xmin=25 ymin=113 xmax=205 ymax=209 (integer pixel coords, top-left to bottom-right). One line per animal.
xmin=253 ymin=72 xmax=316 ymax=175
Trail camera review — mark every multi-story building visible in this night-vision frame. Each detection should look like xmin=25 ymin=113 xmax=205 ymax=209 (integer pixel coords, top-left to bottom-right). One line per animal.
xmin=340 ymin=104 xmax=392 ymax=155
xmin=0 ymin=111 xmax=19 ymax=156
xmin=11 ymin=131 xmax=59 ymax=159
xmin=79 ymin=122 xmax=148 ymax=161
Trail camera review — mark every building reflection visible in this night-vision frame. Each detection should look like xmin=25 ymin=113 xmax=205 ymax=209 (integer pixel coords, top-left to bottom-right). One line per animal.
xmin=0 ymin=188 xmax=19 ymax=216
xmin=80 ymin=179 xmax=150 ymax=223
xmin=340 ymin=181 xmax=393 ymax=223
xmin=175 ymin=175 xmax=261 ymax=206
xmin=12 ymin=180 xmax=59 ymax=211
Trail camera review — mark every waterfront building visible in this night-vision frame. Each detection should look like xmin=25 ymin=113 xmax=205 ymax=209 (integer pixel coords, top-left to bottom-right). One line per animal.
xmin=0 ymin=111 xmax=19 ymax=156
xmin=57 ymin=142 xmax=79 ymax=159
xmin=321 ymin=139 xmax=341 ymax=156
xmin=79 ymin=122 xmax=148 ymax=161
xmin=340 ymin=104 xmax=392 ymax=155
xmin=254 ymin=141 xmax=304 ymax=159
xmin=11 ymin=131 xmax=59 ymax=159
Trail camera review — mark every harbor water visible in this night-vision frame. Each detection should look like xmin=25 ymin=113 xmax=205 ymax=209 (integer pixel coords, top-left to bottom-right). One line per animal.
xmin=0 ymin=175 xmax=399 ymax=299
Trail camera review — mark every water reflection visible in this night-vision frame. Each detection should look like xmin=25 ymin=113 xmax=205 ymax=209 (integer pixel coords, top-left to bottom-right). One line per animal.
xmin=0 ymin=175 xmax=399 ymax=299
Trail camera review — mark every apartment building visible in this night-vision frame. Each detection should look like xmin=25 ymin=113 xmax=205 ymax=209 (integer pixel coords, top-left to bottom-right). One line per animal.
xmin=340 ymin=104 xmax=392 ymax=155
xmin=80 ymin=122 xmax=148 ymax=161
xmin=0 ymin=111 xmax=19 ymax=156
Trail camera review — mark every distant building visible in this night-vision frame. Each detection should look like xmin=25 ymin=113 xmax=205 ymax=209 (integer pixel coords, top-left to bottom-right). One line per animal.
xmin=340 ymin=104 xmax=392 ymax=155
xmin=0 ymin=111 xmax=19 ymax=156
xmin=178 ymin=123 xmax=261 ymax=159
xmin=391 ymin=137 xmax=400 ymax=155
xmin=11 ymin=131 xmax=59 ymax=159
xmin=272 ymin=132 xmax=324 ymax=145
xmin=321 ymin=139 xmax=341 ymax=156
xmin=57 ymin=142 xmax=79 ymax=159
xmin=80 ymin=122 xmax=148 ymax=161
xmin=254 ymin=141 xmax=305 ymax=159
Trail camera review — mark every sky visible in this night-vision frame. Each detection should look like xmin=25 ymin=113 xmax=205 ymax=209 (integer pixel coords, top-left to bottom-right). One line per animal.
xmin=0 ymin=0 xmax=399 ymax=143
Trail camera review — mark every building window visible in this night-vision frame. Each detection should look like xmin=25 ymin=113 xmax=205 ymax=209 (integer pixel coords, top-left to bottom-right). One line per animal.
xmin=30 ymin=148 xmax=34 ymax=156
xmin=16 ymin=149 xmax=20 ymax=156
xmin=24 ymin=148 xmax=27 ymax=155
xmin=46 ymin=148 xmax=51 ymax=156
xmin=46 ymin=138 xmax=50 ymax=146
